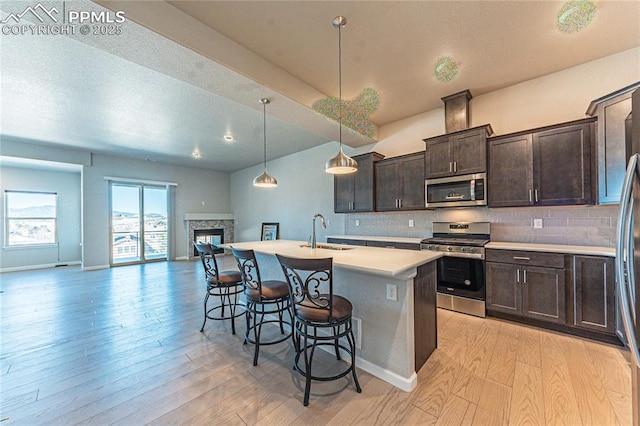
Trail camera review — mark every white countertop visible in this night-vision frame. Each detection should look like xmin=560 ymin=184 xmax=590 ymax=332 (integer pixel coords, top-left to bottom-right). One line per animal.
xmin=326 ymin=235 xmax=424 ymax=244
xmin=220 ymin=240 xmax=441 ymax=277
xmin=486 ymin=241 xmax=615 ymax=257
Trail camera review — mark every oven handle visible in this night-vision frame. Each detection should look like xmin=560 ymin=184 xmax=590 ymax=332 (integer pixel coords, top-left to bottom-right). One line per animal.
xmin=439 ymin=251 xmax=485 ymax=260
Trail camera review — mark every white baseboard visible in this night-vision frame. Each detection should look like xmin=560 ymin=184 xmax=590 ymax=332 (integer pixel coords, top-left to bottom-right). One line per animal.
xmin=174 ymin=256 xmax=189 ymax=261
xmin=1 ymin=261 xmax=82 ymax=273
xmin=82 ymin=264 xmax=110 ymax=271
xmin=354 ymin=356 xmax=417 ymax=392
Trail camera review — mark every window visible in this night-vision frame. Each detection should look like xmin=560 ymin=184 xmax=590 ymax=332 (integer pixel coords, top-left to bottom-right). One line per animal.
xmin=5 ymin=191 xmax=57 ymax=246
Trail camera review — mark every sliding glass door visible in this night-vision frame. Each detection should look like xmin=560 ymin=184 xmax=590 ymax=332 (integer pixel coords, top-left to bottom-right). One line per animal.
xmin=110 ymin=183 xmax=168 ymax=265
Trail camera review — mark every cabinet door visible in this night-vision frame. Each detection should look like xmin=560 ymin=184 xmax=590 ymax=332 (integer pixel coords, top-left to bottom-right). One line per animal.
xmin=488 ymin=134 xmax=533 ymax=207
xmin=334 ymin=174 xmax=354 ymax=213
xmin=486 ymin=262 xmax=520 ymax=314
xmin=452 ymin=129 xmax=487 ymax=175
xmin=375 ymin=161 xmax=399 ymax=211
xmin=533 ymin=122 xmax=593 ymax=205
xmin=425 ymin=135 xmax=451 ymax=179
xmin=572 ymin=255 xmax=615 ymax=334
xmin=398 ymin=153 xmax=425 ymax=210
xmin=352 ymin=154 xmax=375 ymax=212
xmin=522 ymin=266 xmax=565 ymax=324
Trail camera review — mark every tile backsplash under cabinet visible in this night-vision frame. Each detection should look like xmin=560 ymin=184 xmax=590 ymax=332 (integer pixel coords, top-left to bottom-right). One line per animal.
xmin=344 ymin=204 xmax=619 ymax=247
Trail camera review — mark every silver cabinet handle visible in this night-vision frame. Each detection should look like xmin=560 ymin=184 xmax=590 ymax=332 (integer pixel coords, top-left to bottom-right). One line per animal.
xmin=398 ymin=199 xmax=402 ymax=208
xmin=454 ymin=162 xmax=457 ymax=173
xmin=529 ymin=189 xmax=533 ymax=203
xmin=523 ymin=269 xmax=527 ymax=284
xmin=615 ymin=153 xmax=640 ymax=368
xmin=516 ymin=269 xmax=520 ymax=283
xmin=534 ymin=189 xmax=539 ymax=203
xmin=513 ymin=256 xmax=530 ymax=261
xmin=449 ymin=162 xmax=453 ymax=173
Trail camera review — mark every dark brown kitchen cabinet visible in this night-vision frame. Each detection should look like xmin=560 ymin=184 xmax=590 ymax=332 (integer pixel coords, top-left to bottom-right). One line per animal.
xmin=568 ymin=255 xmax=615 ymax=335
xmin=334 ymin=152 xmax=384 ymax=213
xmin=488 ymin=117 xmax=596 ymax=207
xmin=586 ymin=82 xmax=640 ymax=204
xmin=375 ymin=152 xmax=425 ymax=211
xmin=486 ymin=249 xmax=566 ymax=325
xmin=488 ymin=134 xmax=533 ymax=207
xmin=424 ymin=125 xmax=493 ymax=179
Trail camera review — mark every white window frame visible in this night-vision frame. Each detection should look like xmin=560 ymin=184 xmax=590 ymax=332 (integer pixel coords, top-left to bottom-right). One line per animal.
xmin=4 ymin=190 xmax=58 ymax=248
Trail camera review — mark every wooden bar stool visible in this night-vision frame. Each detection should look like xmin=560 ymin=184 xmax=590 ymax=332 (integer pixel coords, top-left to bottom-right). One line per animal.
xmin=232 ymin=248 xmax=293 ymax=366
xmin=276 ymin=254 xmax=362 ymax=406
xmin=194 ymin=242 xmax=244 ymax=335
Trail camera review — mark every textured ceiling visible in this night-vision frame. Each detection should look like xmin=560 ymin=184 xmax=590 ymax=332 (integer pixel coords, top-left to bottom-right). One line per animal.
xmin=1 ymin=0 xmax=639 ymax=173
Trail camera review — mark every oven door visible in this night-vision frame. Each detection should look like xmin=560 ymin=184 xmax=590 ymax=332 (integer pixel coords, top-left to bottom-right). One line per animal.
xmin=437 ymin=256 xmax=486 ymax=301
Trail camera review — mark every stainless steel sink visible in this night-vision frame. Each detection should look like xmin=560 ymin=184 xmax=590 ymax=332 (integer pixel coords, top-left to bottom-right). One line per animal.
xmin=299 ymin=243 xmax=354 ymax=251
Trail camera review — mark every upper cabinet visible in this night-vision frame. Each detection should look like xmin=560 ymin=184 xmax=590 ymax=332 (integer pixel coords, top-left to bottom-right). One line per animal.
xmin=334 ymin=152 xmax=384 ymax=213
xmin=375 ymin=152 xmax=425 ymax=211
xmin=586 ymin=82 xmax=640 ymax=204
xmin=488 ymin=118 xmax=596 ymax=207
xmin=423 ymin=125 xmax=493 ymax=179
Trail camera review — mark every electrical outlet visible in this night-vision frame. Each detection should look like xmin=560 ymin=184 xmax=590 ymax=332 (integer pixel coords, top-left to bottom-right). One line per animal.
xmin=409 ymin=219 xmax=414 ymax=227
xmin=355 ymin=220 xmax=360 ymax=227
xmin=386 ymin=284 xmax=397 ymax=301
xmin=533 ymin=218 xmax=543 ymax=229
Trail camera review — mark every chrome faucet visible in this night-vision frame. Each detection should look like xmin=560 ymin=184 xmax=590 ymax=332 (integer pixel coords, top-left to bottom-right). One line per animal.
xmin=311 ymin=213 xmax=327 ymax=249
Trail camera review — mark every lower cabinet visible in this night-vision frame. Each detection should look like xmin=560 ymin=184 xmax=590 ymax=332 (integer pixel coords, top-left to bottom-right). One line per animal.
xmin=486 ymin=249 xmax=619 ymax=344
xmin=569 ymin=255 xmax=616 ymax=335
xmin=486 ymin=252 xmax=565 ymax=325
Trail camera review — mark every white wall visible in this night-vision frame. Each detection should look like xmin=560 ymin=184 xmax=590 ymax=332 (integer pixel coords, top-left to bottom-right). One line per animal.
xmin=0 ymin=166 xmax=81 ymax=270
xmin=82 ymin=153 xmax=231 ymax=268
xmin=371 ymin=47 xmax=640 ymax=158
xmin=230 ymin=142 xmax=346 ymax=243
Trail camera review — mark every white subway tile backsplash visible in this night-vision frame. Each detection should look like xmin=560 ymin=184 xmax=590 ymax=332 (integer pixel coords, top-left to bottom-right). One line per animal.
xmin=344 ymin=204 xmax=617 ymax=247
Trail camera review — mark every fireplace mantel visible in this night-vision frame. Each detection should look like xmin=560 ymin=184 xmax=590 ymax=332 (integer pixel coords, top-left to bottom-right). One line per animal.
xmin=184 ymin=213 xmax=234 ymax=221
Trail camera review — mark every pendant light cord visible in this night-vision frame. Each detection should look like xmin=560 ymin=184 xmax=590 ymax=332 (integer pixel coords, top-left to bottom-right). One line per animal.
xmin=263 ymin=101 xmax=267 ymax=170
xmin=338 ymin=21 xmax=343 ymax=149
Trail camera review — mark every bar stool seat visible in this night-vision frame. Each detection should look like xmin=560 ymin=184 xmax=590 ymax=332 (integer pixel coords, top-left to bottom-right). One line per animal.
xmin=276 ymin=254 xmax=361 ymax=406
xmin=244 ymin=279 xmax=289 ymax=301
xmin=194 ymin=242 xmax=244 ymax=335
xmin=297 ymin=295 xmax=352 ymax=322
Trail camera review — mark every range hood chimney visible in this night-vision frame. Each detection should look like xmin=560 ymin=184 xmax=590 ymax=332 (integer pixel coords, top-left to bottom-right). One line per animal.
xmin=441 ymin=89 xmax=472 ymax=133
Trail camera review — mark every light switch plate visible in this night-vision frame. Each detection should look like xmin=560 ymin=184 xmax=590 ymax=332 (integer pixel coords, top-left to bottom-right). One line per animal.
xmin=355 ymin=220 xmax=360 ymax=227
xmin=409 ymin=219 xmax=414 ymax=227
xmin=533 ymin=218 xmax=543 ymax=229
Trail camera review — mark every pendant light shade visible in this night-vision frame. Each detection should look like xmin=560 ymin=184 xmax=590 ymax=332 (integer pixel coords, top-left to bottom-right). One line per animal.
xmin=325 ymin=16 xmax=358 ymax=175
xmin=253 ymin=98 xmax=278 ymax=188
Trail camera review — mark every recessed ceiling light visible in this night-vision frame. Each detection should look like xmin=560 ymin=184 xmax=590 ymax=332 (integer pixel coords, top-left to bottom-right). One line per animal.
xmin=557 ymin=0 xmax=596 ymax=34
xmin=434 ymin=56 xmax=458 ymax=82
xmin=224 ymin=134 xmax=234 ymax=142
xmin=192 ymin=151 xmax=201 ymax=159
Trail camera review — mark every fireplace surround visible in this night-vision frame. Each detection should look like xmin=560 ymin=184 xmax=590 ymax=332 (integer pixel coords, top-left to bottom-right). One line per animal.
xmin=185 ymin=214 xmax=234 ymax=260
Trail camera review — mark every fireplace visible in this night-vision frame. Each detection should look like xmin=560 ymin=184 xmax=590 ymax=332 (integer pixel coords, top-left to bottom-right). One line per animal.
xmin=193 ymin=228 xmax=224 ymax=256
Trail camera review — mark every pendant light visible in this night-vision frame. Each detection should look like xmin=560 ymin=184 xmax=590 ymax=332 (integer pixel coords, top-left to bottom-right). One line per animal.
xmin=325 ymin=16 xmax=358 ymax=175
xmin=253 ymin=98 xmax=278 ymax=188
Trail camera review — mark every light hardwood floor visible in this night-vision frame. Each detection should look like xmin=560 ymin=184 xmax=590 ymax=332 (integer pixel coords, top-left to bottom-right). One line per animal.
xmin=0 ymin=257 xmax=633 ymax=425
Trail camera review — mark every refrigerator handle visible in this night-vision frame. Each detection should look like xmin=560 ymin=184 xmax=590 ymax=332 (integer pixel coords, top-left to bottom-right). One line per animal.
xmin=616 ymin=153 xmax=640 ymax=368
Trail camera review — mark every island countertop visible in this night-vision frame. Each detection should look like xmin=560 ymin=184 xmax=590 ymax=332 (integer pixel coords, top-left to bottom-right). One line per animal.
xmin=220 ymin=239 xmax=442 ymax=278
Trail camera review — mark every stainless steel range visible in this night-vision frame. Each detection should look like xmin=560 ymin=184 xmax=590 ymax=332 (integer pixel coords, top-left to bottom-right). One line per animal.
xmin=420 ymin=222 xmax=490 ymax=318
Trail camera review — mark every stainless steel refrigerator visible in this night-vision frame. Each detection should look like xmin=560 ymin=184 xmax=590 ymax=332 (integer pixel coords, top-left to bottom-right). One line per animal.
xmin=616 ymin=87 xmax=640 ymax=426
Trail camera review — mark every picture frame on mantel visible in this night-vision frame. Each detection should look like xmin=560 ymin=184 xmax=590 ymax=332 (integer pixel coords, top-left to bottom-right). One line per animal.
xmin=261 ymin=223 xmax=279 ymax=241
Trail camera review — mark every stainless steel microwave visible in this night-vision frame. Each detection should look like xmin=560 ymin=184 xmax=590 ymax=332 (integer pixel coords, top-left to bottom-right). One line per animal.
xmin=425 ymin=172 xmax=487 ymax=208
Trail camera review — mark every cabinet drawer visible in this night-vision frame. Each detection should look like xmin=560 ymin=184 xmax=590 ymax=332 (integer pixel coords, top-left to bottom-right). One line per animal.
xmin=366 ymin=241 xmax=421 ymax=250
xmin=326 ymin=238 xmax=367 ymax=246
xmin=485 ymin=249 xmax=564 ymax=268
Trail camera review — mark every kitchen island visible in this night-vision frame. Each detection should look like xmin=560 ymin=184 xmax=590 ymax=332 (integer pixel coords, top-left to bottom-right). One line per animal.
xmin=219 ymin=239 xmax=442 ymax=391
